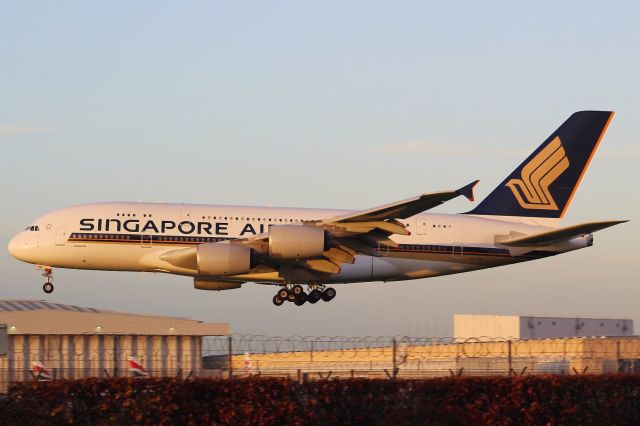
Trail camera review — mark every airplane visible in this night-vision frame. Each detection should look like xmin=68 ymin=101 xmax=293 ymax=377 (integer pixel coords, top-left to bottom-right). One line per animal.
xmin=8 ymin=111 xmax=627 ymax=307
xmin=128 ymin=357 xmax=149 ymax=378
xmin=31 ymin=361 xmax=53 ymax=381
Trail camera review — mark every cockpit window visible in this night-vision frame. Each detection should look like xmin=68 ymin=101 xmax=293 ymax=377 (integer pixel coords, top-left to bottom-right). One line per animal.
xmin=25 ymin=226 xmax=40 ymax=232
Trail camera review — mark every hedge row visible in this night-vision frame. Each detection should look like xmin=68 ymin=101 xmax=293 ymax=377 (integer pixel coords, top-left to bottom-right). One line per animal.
xmin=2 ymin=376 xmax=640 ymax=425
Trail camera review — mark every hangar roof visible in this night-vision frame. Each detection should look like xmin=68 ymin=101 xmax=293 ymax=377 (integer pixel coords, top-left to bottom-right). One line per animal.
xmin=0 ymin=300 xmax=106 ymax=314
xmin=0 ymin=300 xmax=229 ymax=336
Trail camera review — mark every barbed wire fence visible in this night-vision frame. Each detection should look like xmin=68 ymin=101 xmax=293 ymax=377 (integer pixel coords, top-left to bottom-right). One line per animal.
xmin=3 ymin=334 xmax=640 ymax=392
xmin=202 ymin=334 xmax=640 ymax=380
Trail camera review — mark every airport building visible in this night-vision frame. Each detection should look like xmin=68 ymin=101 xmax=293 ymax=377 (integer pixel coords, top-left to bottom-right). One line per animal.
xmin=454 ymin=314 xmax=634 ymax=340
xmin=0 ymin=300 xmax=228 ymax=391
xmin=227 ymin=315 xmax=638 ymax=379
xmin=3 ymin=304 xmax=640 ymax=385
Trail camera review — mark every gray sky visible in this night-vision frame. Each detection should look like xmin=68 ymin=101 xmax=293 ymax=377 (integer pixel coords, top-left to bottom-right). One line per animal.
xmin=1 ymin=1 xmax=638 ymax=337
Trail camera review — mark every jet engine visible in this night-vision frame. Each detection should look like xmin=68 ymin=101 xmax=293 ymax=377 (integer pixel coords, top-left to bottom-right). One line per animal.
xmin=197 ymin=243 xmax=252 ymax=276
xmin=268 ymin=225 xmax=326 ymax=259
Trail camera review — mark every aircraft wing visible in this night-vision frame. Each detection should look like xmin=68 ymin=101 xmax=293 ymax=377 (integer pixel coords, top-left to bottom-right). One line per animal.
xmin=242 ymin=181 xmax=479 ymax=276
xmin=325 ymin=180 xmax=479 ymax=223
xmin=497 ymin=220 xmax=627 ymax=247
xmin=161 ymin=182 xmax=479 ymax=278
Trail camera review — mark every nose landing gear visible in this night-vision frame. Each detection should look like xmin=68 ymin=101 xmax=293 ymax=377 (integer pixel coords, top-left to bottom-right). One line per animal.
xmin=271 ymin=284 xmax=336 ymax=306
xmin=38 ymin=265 xmax=54 ymax=294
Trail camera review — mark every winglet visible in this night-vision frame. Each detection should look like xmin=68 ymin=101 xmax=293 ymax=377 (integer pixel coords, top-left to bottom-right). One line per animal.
xmin=456 ymin=180 xmax=479 ymax=202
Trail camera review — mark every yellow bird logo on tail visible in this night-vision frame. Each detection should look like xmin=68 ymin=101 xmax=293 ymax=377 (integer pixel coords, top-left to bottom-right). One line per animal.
xmin=505 ymin=136 xmax=569 ymax=210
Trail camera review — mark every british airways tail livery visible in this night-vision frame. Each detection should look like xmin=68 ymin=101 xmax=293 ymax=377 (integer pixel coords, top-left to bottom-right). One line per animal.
xmin=8 ymin=111 xmax=627 ymax=306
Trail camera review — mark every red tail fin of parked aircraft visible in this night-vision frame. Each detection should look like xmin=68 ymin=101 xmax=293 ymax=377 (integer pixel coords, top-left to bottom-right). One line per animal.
xmin=31 ymin=361 xmax=52 ymax=381
xmin=128 ymin=357 xmax=149 ymax=378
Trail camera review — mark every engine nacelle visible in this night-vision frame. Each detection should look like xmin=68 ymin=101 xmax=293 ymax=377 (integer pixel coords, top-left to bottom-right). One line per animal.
xmin=194 ymin=278 xmax=243 ymax=291
xmin=269 ymin=225 xmax=326 ymax=259
xmin=197 ymin=242 xmax=251 ymax=276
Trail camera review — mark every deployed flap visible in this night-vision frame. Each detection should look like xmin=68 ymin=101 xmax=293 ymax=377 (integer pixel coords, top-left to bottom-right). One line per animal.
xmin=325 ymin=180 xmax=479 ymax=223
xmin=498 ymin=220 xmax=627 ymax=247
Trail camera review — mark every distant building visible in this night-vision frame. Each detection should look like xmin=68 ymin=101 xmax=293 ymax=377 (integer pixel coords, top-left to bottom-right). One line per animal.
xmin=454 ymin=314 xmax=634 ymax=340
xmin=0 ymin=300 xmax=228 ymax=391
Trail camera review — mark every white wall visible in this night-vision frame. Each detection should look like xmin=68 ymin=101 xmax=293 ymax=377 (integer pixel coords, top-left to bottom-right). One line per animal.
xmin=454 ymin=315 xmax=520 ymax=340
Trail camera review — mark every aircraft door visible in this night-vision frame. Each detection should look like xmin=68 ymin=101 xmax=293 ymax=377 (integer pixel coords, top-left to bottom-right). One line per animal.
xmin=55 ymin=229 xmax=68 ymax=246
xmin=452 ymin=242 xmax=463 ymax=259
xmin=378 ymin=243 xmax=390 ymax=257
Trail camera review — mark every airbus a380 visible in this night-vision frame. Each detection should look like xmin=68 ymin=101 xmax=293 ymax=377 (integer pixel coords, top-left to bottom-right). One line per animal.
xmin=8 ymin=111 xmax=627 ymax=306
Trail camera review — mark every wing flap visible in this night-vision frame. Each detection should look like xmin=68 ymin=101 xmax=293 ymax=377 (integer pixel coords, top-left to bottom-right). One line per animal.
xmin=323 ymin=247 xmax=355 ymax=264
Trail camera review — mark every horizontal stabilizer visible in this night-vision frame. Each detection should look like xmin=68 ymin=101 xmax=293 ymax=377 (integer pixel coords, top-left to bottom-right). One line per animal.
xmin=498 ymin=220 xmax=627 ymax=247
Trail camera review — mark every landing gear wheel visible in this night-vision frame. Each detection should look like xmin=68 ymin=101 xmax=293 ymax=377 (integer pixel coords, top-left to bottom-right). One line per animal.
xmin=292 ymin=285 xmax=304 ymax=296
xmin=43 ymin=282 xmax=54 ymax=294
xmin=294 ymin=292 xmax=308 ymax=306
xmin=272 ymin=295 xmax=284 ymax=306
xmin=321 ymin=287 xmax=336 ymax=302
xmin=287 ymin=291 xmax=297 ymax=302
xmin=277 ymin=288 xmax=289 ymax=299
xmin=308 ymin=289 xmax=322 ymax=304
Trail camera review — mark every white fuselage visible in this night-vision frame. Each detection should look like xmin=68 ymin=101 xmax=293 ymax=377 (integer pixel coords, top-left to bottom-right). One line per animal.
xmin=8 ymin=202 xmax=590 ymax=285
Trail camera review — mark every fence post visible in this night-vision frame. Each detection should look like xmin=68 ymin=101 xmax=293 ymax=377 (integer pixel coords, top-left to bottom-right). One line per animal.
xmin=616 ymin=339 xmax=621 ymax=373
xmin=228 ymin=335 xmax=233 ymax=379
xmin=113 ymin=335 xmax=118 ymax=378
xmin=392 ymin=338 xmax=397 ymax=379
xmin=508 ymin=340 xmax=512 ymax=375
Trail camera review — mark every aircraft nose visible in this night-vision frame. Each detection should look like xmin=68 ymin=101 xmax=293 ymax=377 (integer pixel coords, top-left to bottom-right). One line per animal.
xmin=8 ymin=234 xmax=26 ymax=260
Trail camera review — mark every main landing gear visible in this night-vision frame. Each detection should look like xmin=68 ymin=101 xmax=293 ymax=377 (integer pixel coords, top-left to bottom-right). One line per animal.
xmin=39 ymin=266 xmax=54 ymax=294
xmin=272 ymin=284 xmax=336 ymax=307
